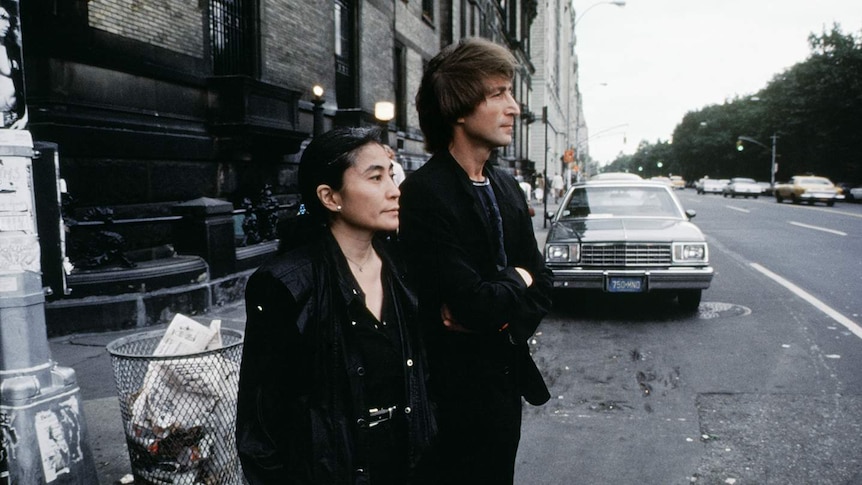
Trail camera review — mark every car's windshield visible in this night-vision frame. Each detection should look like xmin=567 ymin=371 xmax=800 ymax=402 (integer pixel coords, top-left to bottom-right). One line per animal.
xmin=560 ymin=185 xmax=682 ymax=219
xmin=734 ymin=178 xmax=756 ymax=183
xmin=799 ymin=177 xmax=831 ymax=185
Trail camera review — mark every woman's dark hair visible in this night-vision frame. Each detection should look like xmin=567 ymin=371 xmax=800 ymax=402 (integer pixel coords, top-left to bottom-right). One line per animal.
xmin=279 ymin=127 xmax=383 ymax=251
xmin=416 ymin=37 xmax=517 ymax=154
xmin=299 ymin=126 xmax=384 ymax=223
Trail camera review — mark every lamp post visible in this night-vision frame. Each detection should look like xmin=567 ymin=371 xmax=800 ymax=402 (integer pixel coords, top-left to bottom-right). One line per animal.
xmin=575 ymin=0 xmax=626 ymax=28
xmin=374 ymin=101 xmax=395 ymax=147
xmin=542 ymin=106 xmax=558 ymax=228
xmin=737 ymin=134 xmax=778 ymax=187
xmin=573 ymin=1 xmax=625 ymax=177
xmin=311 ymin=85 xmax=325 ymax=137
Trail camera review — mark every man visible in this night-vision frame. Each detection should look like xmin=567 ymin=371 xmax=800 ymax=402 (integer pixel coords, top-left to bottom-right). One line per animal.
xmin=399 ymin=37 xmax=552 ymax=484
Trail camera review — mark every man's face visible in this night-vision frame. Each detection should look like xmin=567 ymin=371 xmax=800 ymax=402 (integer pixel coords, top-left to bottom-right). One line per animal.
xmin=456 ymin=76 xmax=521 ymax=150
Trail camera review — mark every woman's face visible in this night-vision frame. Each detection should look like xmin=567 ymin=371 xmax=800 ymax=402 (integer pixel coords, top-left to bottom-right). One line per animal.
xmin=331 ymin=143 xmax=401 ymax=233
xmin=0 ymin=8 xmax=10 ymax=39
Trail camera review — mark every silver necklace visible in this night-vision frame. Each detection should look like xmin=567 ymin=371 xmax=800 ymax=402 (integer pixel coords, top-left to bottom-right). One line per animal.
xmin=345 ymin=250 xmax=374 ymax=272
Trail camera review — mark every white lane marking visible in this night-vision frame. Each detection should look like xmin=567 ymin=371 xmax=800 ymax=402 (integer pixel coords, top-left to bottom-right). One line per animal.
xmin=787 ymin=221 xmax=847 ymax=236
xmin=726 ymin=206 xmax=750 ymax=213
xmin=750 ymin=262 xmax=862 ymax=340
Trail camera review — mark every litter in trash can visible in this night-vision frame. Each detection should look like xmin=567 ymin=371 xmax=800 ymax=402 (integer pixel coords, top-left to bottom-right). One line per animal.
xmin=107 ymin=315 xmax=244 ymax=485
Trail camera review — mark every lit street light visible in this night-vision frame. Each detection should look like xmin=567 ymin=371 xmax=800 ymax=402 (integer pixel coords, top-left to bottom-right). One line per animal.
xmin=311 ymin=84 xmax=325 ymax=137
xmin=374 ymin=101 xmax=395 ymax=146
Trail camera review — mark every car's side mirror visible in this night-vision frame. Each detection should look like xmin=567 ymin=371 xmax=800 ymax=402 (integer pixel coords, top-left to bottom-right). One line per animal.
xmin=685 ymin=209 xmax=697 ymax=219
xmin=545 ymin=211 xmax=554 ymax=220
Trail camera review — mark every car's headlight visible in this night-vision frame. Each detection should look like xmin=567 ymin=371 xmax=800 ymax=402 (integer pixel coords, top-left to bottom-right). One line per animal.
xmin=672 ymin=242 xmax=708 ymax=263
xmin=545 ymin=243 xmax=580 ymax=263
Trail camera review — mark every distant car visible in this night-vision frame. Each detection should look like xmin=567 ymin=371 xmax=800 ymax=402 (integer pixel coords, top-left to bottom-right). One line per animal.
xmin=849 ymin=187 xmax=862 ymax=202
xmin=774 ymin=175 xmax=843 ymax=206
xmin=698 ymin=178 xmax=729 ymax=194
xmin=669 ymin=175 xmax=686 ymax=190
xmin=590 ymin=172 xmax=643 ymax=181
xmin=722 ymin=177 xmax=761 ymax=198
xmin=650 ymin=176 xmax=674 ymax=188
xmin=756 ymin=181 xmax=773 ymax=195
xmin=544 ymin=180 xmax=714 ymax=311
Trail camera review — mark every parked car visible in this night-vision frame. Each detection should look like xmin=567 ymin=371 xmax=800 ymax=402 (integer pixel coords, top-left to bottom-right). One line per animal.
xmin=670 ymin=175 xmax=686 ymax=190
xmin=544 ymin=180 xmax=714 ymax=311
xmin=722 ymin=177 xmax=761 ymax=198
xmin=849 ymin=187 xmax=862 ymax=202
xmin=774 ymin=175 xmax=843 ymax=206
xmin=698 ymin=178 xmax=729 ymax=194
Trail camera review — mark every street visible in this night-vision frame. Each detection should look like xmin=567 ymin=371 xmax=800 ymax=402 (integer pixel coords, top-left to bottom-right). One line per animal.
xmin=515 ymin=191 xmax=862 ymax=484
xmin=51 ymin=191 xmax=862 ymax=484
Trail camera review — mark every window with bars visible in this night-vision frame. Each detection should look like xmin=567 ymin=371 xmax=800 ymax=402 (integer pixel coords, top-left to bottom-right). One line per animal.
xmin=210 ymin=0 xmax=255 ymax=75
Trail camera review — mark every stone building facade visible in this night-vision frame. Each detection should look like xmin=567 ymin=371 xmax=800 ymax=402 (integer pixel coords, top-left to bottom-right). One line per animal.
xmin=19 ymin=0 xmax=544 ymax=334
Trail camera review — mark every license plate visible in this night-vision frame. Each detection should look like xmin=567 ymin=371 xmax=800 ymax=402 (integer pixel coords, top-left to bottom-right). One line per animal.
xmin=607 ymin=276 xmax=644 ymax=293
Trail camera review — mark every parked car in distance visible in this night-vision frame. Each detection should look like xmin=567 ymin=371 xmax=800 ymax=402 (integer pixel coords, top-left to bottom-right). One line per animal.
xmin=722 ymin=177 xmax=761 ymax=198
xmin=849 ymin=187 xmax=862 ymax=202
xmin=697 ymin=178 xmax=729 ymax=194
xmin=544 ymin=180 xmax=714 ymax=311
xmin=756 ymin=181 xmax=773 ymax=195
xmin=670 ymin=175 xmax=686 ymax=190
xmin=774 ymin=175 xmax=843 ymax=206
xmin=590 ymin=172 xmax=643 ymax=181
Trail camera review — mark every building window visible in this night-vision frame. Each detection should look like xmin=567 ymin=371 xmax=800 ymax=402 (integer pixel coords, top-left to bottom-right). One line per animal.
xmin=422 ymin=0 xmax=434 ymax=22
xmin=210 ymin=0 xmax=256 ymax=75
xmin=335 ymin=0 xmax=356 ymax=108
xmin=394 ymin=42 xmax=407 ymax=131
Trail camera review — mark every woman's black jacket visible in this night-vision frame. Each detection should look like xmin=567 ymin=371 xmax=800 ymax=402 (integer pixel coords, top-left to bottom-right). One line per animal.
xmin=235 ymin=231 xmax=436 ymax=484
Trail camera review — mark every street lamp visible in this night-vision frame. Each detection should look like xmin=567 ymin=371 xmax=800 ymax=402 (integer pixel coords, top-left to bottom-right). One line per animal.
xmin=736 ymin=134 xmax=778 ymax=187
xmin=311 ymin=85 xmax=325 ymax=137
xmin=374 ymin=101 xmax=395 ymax=146
xmin=575 ymin=0 xmax=626 ymax=28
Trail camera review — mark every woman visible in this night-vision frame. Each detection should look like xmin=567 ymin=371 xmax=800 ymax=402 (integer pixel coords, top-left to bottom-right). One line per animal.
xmin=0 ymin=0 xmax=25 ymax=129
xmin=236 ymin=127 xmax=435 ymax=484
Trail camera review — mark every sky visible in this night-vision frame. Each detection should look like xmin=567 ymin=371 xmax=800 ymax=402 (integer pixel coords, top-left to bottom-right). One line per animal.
xmin=572 ymin=0 xmax=862 ymax=166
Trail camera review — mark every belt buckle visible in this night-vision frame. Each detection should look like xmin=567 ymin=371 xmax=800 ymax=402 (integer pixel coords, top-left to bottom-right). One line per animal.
xmin=366 ymin=405 xmax=397 ymax=428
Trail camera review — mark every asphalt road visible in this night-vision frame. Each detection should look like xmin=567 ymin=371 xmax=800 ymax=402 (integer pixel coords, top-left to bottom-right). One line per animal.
xmin=50 ymin=192 xmax=862 ymax=484
xmin=515 ymin=191 xmax=862 ymax=484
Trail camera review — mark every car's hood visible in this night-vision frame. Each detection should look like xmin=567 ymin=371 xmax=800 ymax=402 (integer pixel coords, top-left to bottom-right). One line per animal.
xmin=548 ymin=217 xmax=705 ymax=243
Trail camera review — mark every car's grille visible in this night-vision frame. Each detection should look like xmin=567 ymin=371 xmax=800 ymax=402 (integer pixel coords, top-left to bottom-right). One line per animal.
xmin=581 ymin=243 xmax=671 ymax=266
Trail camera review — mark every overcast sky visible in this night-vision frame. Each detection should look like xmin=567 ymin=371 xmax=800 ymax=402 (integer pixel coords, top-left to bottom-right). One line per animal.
xmin=572 ymin=0 xmax=861 ymax=166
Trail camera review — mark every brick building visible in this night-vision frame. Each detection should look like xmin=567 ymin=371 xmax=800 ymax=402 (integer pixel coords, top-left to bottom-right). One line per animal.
xmin=19 ymin=0 xmax=545 ymax=334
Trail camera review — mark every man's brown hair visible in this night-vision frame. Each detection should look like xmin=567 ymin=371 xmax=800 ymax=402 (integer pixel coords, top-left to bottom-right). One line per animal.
xmin=415 ymin=37 xmax=517 ymax=154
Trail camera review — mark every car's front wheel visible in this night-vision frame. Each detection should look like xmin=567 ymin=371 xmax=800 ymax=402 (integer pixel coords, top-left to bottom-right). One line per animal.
xmin=678 ymin=289 xmax=702 ymax=312
xmin=776 ymin=193 xmax=784 ymax=203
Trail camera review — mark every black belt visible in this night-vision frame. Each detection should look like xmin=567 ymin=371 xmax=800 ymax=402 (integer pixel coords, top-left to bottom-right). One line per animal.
xmin=357 ymin=405 xmax=398 ymax=429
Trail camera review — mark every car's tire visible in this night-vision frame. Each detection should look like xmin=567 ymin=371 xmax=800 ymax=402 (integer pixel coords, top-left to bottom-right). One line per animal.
xmin=754 ymin=196 xmax=759 ymax=199
xmin=827 ymin=200 xmax=835 ymax=207
xmin=791 ymin=194 xmax=800 ymax=204
xmin=678 ymin=290 xmax=702 ymax=312
xmin=776 ymin=193 xmax=783 ymax=203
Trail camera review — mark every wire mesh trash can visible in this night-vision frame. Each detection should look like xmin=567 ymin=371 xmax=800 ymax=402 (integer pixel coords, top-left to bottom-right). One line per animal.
xmin=107 ymin=328 xmax=244 ymax=485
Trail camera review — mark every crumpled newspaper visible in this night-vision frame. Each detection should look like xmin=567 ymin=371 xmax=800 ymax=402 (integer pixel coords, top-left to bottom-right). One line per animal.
xmin=125 ymin=316 xmax=240 ymax=483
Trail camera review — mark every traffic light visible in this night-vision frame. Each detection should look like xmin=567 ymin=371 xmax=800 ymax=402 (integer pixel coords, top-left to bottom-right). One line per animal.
xmin=736 ymin=140 xmax=744 ymax=151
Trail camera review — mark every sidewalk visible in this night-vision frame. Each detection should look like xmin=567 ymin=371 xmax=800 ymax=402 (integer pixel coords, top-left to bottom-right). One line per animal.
xmin=48 ymin=197 xmax=558 ymax=484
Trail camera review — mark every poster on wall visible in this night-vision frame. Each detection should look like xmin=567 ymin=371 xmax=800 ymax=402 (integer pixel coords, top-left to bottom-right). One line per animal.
xmin=0 ymin=0 xmax=25 ymax=130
